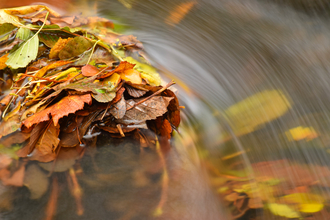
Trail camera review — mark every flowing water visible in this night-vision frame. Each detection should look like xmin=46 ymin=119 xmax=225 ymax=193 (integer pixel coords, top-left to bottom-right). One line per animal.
xmin=2 ymin=0 xmax=330 ymax=219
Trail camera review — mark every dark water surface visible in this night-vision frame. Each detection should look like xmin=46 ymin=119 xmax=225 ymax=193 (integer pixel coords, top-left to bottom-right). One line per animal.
xmin=2 ymin=0 xmax=330 ymax=219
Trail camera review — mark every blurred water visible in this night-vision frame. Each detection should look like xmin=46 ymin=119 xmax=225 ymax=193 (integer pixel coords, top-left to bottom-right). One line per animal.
xmin=2 ymin=0 xmax=330 ymax=219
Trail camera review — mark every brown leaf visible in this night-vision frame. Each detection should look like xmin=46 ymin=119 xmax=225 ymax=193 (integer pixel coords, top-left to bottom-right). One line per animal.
xmin=162 ymin=89 xmax=181 ymax=128
xmin=111 ymin=87 xmax=125 ymax=104
xmin=59 ymin=110 xmax=101 ymax=147
xmin=99 ymin=124 xmax=136 ymax=134
xmin=27 ymin=122 xmax=60 ymax=162
xmin=23 ymin=94 xmax=92 ymax=129
xmin=17 ymin=121 xmax=49 ymax=157
xmin=110 ymin=96 xmax=126 ymax=119
xmin=0 ymin=115 xmax=21 ymax=138
xmin=81 ymin=64 xmax=101 ymax=77
xmin=126 ymin=85 xmax=147 ymax=98
xmin=123 ymin=96 xmax=173 ymax=121
xmin=39 ymin=146 xmax=81 ymax=172
xmin=0 ymin=131 xmax=30 ymax=147
xmin=92 ymin=90 xmax=116 ymax=103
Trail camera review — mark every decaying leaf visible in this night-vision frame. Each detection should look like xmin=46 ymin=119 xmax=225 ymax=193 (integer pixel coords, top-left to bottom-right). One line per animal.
xmin=124 ymin=96 xmax=173 ymax=121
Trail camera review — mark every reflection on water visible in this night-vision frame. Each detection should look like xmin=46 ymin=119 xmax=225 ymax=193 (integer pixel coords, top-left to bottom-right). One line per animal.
xmin=2 ymin=0 xmax=330 ymax=219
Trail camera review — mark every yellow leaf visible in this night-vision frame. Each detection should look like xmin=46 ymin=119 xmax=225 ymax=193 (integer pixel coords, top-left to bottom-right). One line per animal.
xmin=285 ymin=126 xmax=318 ymax=141
xmin=49 ymin=38 xmax=72 ymax=59
xmin=224 ymin=90 xmax=291 ymax=136
xmin=268 ymin=203 xmax=300 ymax=218
xmin=124 ymin=57 xmax=161 ymax=86
xmin=104 ymin=73 xmax=121 ymax=87
xmin=120 ymin=69 xmax=142 ymax=84
xmin=282 ymin=193 xmax=324 ymax=213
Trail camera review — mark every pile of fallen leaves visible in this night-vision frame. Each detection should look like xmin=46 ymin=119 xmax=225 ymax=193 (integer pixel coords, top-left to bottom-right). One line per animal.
xmin=0 ymin=5 xmax=180 ymax=164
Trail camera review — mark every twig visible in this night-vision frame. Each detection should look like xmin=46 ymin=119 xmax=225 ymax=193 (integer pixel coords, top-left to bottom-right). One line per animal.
xmin=127 ymin=81 xmax=175 ymax=111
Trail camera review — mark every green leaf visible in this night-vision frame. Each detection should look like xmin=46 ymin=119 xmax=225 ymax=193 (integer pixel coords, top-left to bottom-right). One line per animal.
xmin=5 ymin=32 xmax=39 ymax=69
xmin=16 ymin=27 xmax=32 ymax=41
xmin=124 ymin=56 xmax=161 ymax=86
xmin=95 ymin=88 xmax=106 ymax=93
xmin=0 ymin=23 xmax=16 ymax=42
xmin=38 ymin=32 xmax=59 ymax=48
xmin=268 ymin=203 xmax=300 ymax=218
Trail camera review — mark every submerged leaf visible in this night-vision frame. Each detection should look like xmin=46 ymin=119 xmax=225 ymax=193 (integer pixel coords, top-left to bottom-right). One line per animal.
xmin=224 ymin=90 xmax=291 ymax=136
xmin=23 ymin=164 xmax=49 ymax=199
xmin=268 ymin=203 xmax=300 ymax=218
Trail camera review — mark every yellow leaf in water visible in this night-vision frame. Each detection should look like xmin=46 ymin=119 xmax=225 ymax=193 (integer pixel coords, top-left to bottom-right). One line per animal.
xmin=268 ymin=203 xmax=300 ymax=218
xmin=282 ymin=193 xmax=324 ymax=213
xmin=285 ymin=126 xmax=318 ymax=141
xmin=224 ymin=90 xmax=291 ymax=136
xmin=165 ymin=1 xmax=197 ymax=26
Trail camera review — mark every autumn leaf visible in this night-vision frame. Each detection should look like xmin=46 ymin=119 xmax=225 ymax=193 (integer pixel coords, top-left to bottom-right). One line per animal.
xmin=49 ymin=37 xmax=72 ymax=59
xmin=110 ymin=96 xmax=126 ymax=119
xmin=98 ymin=61 xmax=135 ymax=79
xmin=23 ymin=94 xmax=92 ymax=128
xmin=81 ymin=64 xmax=101 ymax=77
xmin=26 ymin=122 xmax=60 ymax=162
xmin=126 ymin=85 xmax=147 ymax=98
xmin=165 ymin=1 xmax=197 ymax=26
xmin=0 ymin=54 xmax=9 ymax=70
xmin=122 ymin=96 xmax=173 ymax=121
xmin=59 ymin=36 xmax=93 ymax=60
xmin=35 ymin=60 xmax=72 ymax=78
xmin=0 ymin=165 xmax=25 ymax=187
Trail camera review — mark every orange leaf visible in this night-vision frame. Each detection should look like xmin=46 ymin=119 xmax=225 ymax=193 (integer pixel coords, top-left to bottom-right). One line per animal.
xmin=23 ymin=94 xmax=92 ymax=128
xmin=0 ymin=165 xmax=25 ymax=187
xmin=165 ymin=1 xmax=197 ymax=26
xmin=35 ymin=60 xmax=72 ymax=78
xmin=28 ymin=122 xmax=60 ymax=162
xmin=0 ymin=54 xmax=9 ymax=70
xmin=81 ymin=64 xmax=100 ymax=77
xmin=98 ymin=61 xmax=135 ymax=79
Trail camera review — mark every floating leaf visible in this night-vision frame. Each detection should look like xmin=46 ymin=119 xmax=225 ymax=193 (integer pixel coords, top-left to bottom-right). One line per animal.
xmin=282 ymin=193 xmax=324 ymax=213
xmin=268 ymin=203 xmax=300 ymax=218
xmin=23 ymin=94 xmax=92 ymax=128
xmin=6 ymin=28 xmax=39 ymax=69
xmin=224 ymin=90 xmax=291 ymax=136
xmin=285 ymin=126 xmax=318 ymax=141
